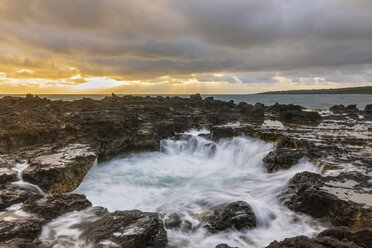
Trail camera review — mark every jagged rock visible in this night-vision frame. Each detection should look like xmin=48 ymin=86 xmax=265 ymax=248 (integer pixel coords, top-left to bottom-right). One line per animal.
xmin=22 ymin=193 xmax=91 ymax=221
xmin=83 ymin=210 xmax=167 ymax=248
xmin=209 ymin=127 xmax=235 ymax=141
xmin=237 ymin=102 xmax=265 ymax=120
xmin=190 ymin=93 xmax=202 ymax=101
xmin=364 ymin=104 xmax=372 ymax=113
xmin=330 ymin=104 xmax=346 ymax=113
xmin=282 ymin=171 xmax=372 ymax=230
xmin=0 ymin=238 xmax=51 ymax=248
xmin=318 ymin=227 xmax=372 ymax=248
xmin=262 ymin=148 xmax=304 ymax=172
xmin=215 ymin=244 xmax=238 ymax=248
xmin=0 ymin=185 xmax=33 ymax=211
xmin=204 ymin=201 xmax=256 ymax=233
xmin=265 ymin=235 xmax=362 ymax=248
xmin=164 ymin=213 xmax=182 ymax=229
xmin=0 ymin=219 xmax=43 ymax=242
xmin=23 ymin=144 xmax=96 ymax=193
xmin=279 ymin=109 xmax=321 ymax=125
xmin=345 ymin=104 xmax=358 ymax=113
xmin=0 ymin=168 xmax=17 ymax=184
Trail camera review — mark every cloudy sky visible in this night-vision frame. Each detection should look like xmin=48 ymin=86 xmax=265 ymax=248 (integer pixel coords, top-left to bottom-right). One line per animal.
xmin=1 ymin=0 xmax=372 ymax=94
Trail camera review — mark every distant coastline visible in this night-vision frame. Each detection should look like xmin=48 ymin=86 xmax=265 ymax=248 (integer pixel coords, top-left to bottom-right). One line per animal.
xmin=259 ymin=86 xmax=372 ymax=94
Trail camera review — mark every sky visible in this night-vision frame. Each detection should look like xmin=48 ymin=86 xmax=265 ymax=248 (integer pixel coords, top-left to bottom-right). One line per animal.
xmin=1 ymin=0 xmax=372 ymax=94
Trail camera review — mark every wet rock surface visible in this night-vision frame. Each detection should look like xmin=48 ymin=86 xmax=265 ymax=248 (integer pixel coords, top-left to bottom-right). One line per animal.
xmin=262 ymin=148 xmax=304 ymax=172
xmin=83 ymin=210 xmax=167 ymax=248
xmin=204 ymin=201 xmax=256 ymax=233
xmin=0 ymin=218 xmax=43 ymax=243
xmin=282 ymin=171 xmax=372 ymax=230
xmin=22 ymin=144 xmax=96 ymax=193
xmin=265 ymin=227 xmax=372 ymax=248
xmin=22 ymin=193 xmax=92 ymax=221
xmin=0 ymin=185 xmax=33 ymax=211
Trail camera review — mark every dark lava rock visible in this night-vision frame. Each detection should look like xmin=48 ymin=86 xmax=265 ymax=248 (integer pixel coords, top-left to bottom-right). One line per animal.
xmin=237 ymin=102 xmax=265 ymax=120
xmin=0 ymin=185 xmax=33 ymax=211
xmin=364 ymin=104 xmax=372 ymax=113
xmin=270 ymin=103 xmax=304 ymax=113
xmin=266 ymin=226 xmax=371 ymax=248
xmin=0 ymin=169 xmax=17 ymax=185
xmin=330 ymin=104 xmax=346 ymax=113
xmin=164 ymin=213 xmax=182 ymax=229
xmin=265 ymin=235 xmax=362 ymax=248
xmin=318 ymin=227 xmax=372 ymax=248
xmin=209 ymin=127 xmax=236 ymax=141
xmin=282 ymin=172 xmax=372 ymax=230
xmin=279 ymin=109 xmax=321 ymax=125
xmin=22 ymin=193 xmax=92 ymax=221
xmin=0 ymin=238 xmax=51 ymax=248
xmin=205 ymin=201 xmax=256 ymax=233
xmin=262 ymin=148 xmax=304 ymax=173
xmin=84 ymin=210 xmax=167 ymax=248
xmin=215 ymin=244 xmax=238 ymax=248
xmin=345 ymin=104 xmax=358 ymax=113
xmin=190 ymin=93 xmax=202 ymax=101
xmin=0 ymin=219 xmax=43 ymax=243
xmin=23 ymin=144 xmax=96 ymax=193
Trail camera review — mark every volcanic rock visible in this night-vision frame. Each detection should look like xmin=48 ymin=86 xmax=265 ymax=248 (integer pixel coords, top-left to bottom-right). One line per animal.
xmin=83 ymin=210 xmax=167 ymax=248
xmin=23 ymin=144 xmax=96 ymax=193
xmin=204 ymin=201 xmax=256 ymax=233
xmin=282 ymin=171 xmax=372 ymax=230
xmin=22 ymin=193 xmax=92 ymax=221
xmin=0 ymin=185 xmax=33 ymax=211
xmin=0 ymin=219 xmax=43 ymax=243
xmin=262 ymin=148 xmax=304 ymax=173
xmin=215 ymin=244 xmax=238 ymax=248
xmin=279 ymin=109 xmax=321 ymax=125
xmin=164 ymin=213 xmax=182 ymax=229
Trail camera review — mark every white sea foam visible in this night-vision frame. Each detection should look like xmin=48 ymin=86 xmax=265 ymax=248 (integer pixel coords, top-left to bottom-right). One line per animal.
xmin=72 ymin=135 xmax=323 ymax=248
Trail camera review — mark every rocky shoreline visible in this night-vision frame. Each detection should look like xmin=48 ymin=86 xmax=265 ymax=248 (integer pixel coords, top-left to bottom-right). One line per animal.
xmin=0 ymin=94 xmax=371 ymax=248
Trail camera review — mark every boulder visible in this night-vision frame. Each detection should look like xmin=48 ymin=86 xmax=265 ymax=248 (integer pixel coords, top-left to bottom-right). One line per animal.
xmin=190 ymin=93 xmax=202 ymax=101
xmin=279 ymin=109 xmax=321 ymax=125
xmin=84 ymin=210 xmax=167 ymax=248
xmin=215 ymin=244 xmax=238 ymax=248
xmin=164 ymin=213 xmax=182 ymax=229
xmin=364 ymin=104 xmax=372 ymax=113
xmin=22 ymin=193 xmax=92 ymax=221
xmin=0 ymin=219 xmax=43 ymax=243
xmin=209 ymin=127 xmax=235 ymax=141
xmin=345 ymin=104 xmax=358 ymax=113
xmin=0 ymin=185 xmax=33 ymax=211
xmin=204 ymin=201 xmax=256 ymax=233
xmin=330 ymin=105 xmax=345 ymax=113
xmin=237 ymin=102 xmax=265 ymax=120
xmin=262 ymin=148 xmax=304 ymax=173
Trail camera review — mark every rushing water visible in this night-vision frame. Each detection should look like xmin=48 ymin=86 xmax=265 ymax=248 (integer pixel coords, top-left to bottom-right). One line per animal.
xmin=12 ymin=161 xmax=44 ymax=195
xmin=73 ymin=131 xmax=324 ymax=248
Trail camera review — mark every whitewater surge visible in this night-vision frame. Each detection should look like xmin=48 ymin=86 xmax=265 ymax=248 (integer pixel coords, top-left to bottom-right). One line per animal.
xmin=65 ymin=131 xmax=323 ymax=247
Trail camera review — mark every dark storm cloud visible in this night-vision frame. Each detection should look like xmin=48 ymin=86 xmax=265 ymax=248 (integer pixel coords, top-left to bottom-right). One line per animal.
xmin=0 ymin=0 xmax=372 ymax=83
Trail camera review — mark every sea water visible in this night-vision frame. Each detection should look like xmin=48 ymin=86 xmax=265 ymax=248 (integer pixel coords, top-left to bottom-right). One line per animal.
xmin=67 ymin=131 xmax=324 ymax=248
